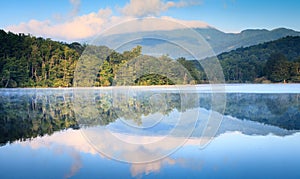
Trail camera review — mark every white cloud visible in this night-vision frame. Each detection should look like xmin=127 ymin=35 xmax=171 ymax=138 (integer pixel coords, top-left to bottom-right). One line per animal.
xmin=6 ymin=8 xmax=113 ymax=41
xmin=120 ymin=0 xmax=197 ymax=17
xmin=102 ymin=16 xmax=210 ymax=36
xmin=4 ymin=0 xmax=207 ymax=41
xmin=121 ymin=0 xmax=171 ymax=17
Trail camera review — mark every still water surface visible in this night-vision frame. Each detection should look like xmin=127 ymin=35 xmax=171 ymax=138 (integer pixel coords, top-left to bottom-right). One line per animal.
xmin=0 ymin=84 xmax=299 ymax=178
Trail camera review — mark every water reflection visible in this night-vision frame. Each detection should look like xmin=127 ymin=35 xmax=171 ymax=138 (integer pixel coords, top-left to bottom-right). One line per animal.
xmin=0 ymin=89 xmax=78 ymax=146
xmin=0 ymin=87 xmax=300 ymax=178
xmin=1 ymin=88 xmax=299 ymax=146
xmin=9 ymin=129 xmax=205 ymax=178
xmin=2 ymin=129 xmax=300 ymax=178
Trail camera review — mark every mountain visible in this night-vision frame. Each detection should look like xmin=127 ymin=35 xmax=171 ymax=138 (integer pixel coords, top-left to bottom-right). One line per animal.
xmin=196 ymin=27 xmax=300 ymax=54
xmin=1 ymin=29 xmax=300 ymax=88
xmin=217 ymin=36 xmax=300 ymax=82
xmin=95 ymin=27 xmax=300 ymax=58
xmin=178 ymin=36 xmax=300 ymax=83
xmin=218 ymin=36 xmax=300 ymax=62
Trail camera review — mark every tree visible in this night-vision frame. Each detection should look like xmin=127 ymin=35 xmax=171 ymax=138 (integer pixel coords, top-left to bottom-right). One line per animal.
xmin=290 ymin=57 xmax=300 ymax=82
xmin=265 ymin=53 xmax=291 ymax=82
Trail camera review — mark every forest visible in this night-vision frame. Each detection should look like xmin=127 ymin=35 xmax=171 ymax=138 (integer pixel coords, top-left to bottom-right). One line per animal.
xmin=0 ymin=30 xmax=82 ymax=87
xmin=182 ymin=36 xmax=300 ymax=83
xmin=217 ymin=36 xmax=300 ymax=83
xmin=1 ymin=29 xmax=300 ymax=88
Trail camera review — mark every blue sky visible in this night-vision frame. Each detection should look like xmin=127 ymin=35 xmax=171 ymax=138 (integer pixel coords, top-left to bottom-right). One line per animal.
xmin=1 ymin=0 xmax=299 ymax=41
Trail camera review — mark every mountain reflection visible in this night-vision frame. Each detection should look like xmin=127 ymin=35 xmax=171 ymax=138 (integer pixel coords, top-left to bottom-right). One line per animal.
xmin=197 ymin=93 xmax=299 ymax=130
xmin=0 ymin=88 xmax=299 ymax=146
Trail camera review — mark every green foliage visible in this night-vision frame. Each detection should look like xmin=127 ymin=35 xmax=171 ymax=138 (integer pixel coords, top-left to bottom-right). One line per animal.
xmin=177 ymin=36 xmax=300 ymax=83
xmin=1 ymin=29 xmax=300 ymax=87
xmin=215 ymin=36 xmax=300 ymax=83
xmin=135 ymin=74 xmax=175 ymax=85
xmin=177 ymin=57 xmax=207 ymax=83
xmin=74 ymin=45 xmax=112 ymax=87
xmin=0 ymin=30 xmax=80 ymax=88
xmin=265 ymin=53 xmax=291 ymax=82
xmin=101 ymin=45 xmax=142 ymax=86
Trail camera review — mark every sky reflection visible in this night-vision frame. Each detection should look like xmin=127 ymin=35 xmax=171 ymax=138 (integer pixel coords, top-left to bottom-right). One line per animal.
xmin=1 ymin=125 xmax=300 ymax=178
xmin=0 ymin=87 xmax=299 ymax=178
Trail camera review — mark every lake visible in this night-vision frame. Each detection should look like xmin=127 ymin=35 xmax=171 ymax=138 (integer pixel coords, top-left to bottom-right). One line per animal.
xmin=0 ymin=84 xmax=299 ymax=178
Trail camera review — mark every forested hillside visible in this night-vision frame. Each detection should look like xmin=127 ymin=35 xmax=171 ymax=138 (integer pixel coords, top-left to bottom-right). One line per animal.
xmin=1 ymin=30 xmax=300 ymax=87
xmin=181 ymin=36 xmax=300 ymax=83
xmin=0 ymin=30 xmax=200 ymax=87
xmin=218 ymin=36 xmax=300 ymax=82
xmin=0 ymin=30 xmax=83 ymax=87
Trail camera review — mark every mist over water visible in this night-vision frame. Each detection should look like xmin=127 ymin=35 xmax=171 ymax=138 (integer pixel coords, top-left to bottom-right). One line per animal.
xmin=0 ymin=84 xmax=299 ymax=178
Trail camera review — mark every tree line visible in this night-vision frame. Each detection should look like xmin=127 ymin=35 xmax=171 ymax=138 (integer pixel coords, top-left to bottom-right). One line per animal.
xmin=217 ymin=36 xmax=300 ymax=83
xmin=1 ymin=30 xmax=300 ymax=87
xmin=0 ymin=30 xmax=84 ymax=87
xmin=179 ymin=36 xmax=300 ymax=83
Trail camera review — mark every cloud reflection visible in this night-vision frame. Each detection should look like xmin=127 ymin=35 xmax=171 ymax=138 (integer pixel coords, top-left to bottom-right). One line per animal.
xmin=64 ymin=149 xmax=83 ymax=179
xmin=20 ymin=130 xmax=96 ymax=178
xmin=130 ymin=158 xmax=175 ymax=177
xmin=17 ymin=110 xmax=297 ymax=178
xmin=19 ymin=128 xmax=208 ymax=178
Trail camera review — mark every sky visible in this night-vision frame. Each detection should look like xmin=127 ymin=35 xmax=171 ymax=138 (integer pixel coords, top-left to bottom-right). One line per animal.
xmin=1 ymin=0 xmax=300 ymax=41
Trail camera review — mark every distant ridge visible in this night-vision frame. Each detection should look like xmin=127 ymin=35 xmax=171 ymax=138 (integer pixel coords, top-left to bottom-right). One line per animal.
xmin=97 ymin=27 xmax=300 ymax=58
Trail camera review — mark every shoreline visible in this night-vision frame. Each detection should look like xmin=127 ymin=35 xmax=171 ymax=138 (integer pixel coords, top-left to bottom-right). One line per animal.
xmin=0 ymin=82 xmax=299 ymax=89
xmin=0 ymin=84 xmax=299 ymax=93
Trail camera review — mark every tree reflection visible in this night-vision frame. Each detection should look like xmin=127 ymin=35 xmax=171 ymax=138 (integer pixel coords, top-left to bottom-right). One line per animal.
xmin=0 ymin=91 xmax=78 ymax=146
xmin=220 ymin=93 xmax=300 ymax=130
xmin=0 ymin=89 xmax=199 ymax=145
xmin=0 ymin=90 xmax=299 ymax=146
